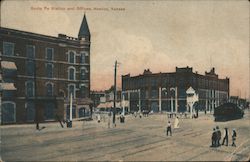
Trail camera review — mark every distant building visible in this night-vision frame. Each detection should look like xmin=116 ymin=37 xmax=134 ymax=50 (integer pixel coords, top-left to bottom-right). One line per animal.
xmin=90 ymin=91 xmax=106 ymax=108
xmin=91 ymin=87 xmax=125 ymax=112
xmin=229 ymin=96 xmax=249 ymax=109
xmin=0 ymin=14 xmax=92 ymax=124
xmin=122 ymin=67 xmax=230 ymax=113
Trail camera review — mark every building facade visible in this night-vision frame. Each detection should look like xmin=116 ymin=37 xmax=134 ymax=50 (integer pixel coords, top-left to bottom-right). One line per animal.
xmin=122 ymin=67 xmax=229 ymax=113
xmin=0 ymin=15 xmax=92 ymax=124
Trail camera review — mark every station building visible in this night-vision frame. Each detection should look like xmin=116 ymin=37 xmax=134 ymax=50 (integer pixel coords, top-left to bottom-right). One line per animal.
xmin=122 ymin=67 xmax=230 ymax=113
xmin=0 ymin=15 xmax=92 ymax=124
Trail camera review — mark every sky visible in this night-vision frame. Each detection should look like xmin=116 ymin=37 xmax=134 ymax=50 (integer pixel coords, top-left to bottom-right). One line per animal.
xmin=1 ymin=0 xmax=249 ymax=99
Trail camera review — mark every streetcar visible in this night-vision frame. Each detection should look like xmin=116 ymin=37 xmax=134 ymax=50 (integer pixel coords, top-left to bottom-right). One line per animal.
xmin=214 ymin=102 xmax=244 ymax=121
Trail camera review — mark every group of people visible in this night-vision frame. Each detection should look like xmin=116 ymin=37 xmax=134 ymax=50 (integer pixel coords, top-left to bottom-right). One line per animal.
xmin=211 ymin=126 xmax=237 ymax=147
xmin=166 ymin=116 xmax=180 ymax=136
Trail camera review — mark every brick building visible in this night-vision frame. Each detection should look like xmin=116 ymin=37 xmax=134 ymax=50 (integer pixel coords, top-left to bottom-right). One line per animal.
xmin=122 ymin=67 xmax=229 ymax=113
xmin=0 ymin=14 xmax=92 ymax=124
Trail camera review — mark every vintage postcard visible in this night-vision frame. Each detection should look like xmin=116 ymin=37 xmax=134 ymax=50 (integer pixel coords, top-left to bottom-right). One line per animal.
xmin=0 ymin=0 xmax=249 ymax=161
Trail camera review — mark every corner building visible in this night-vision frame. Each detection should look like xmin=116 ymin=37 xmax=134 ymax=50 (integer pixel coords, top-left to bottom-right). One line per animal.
xmin=122 ymin=67 xmax=229 ymax=113
xmin=0 ymin=15 xmax=92 ymax=124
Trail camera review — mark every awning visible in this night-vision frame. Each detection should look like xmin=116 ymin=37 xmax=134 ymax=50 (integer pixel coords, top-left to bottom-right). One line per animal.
xmin=97 ymin=102 xmax=122 ymax=108
xmin=1 ymin=61 xmax=17 ymax=70
xmin=0 ymin=83 xmax=16 ymax=90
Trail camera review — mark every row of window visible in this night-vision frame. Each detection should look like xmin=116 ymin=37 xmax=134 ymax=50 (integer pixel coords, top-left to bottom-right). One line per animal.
xmin=26 ymin=81 xmax=88 ymax=98
xmin=1 ymin=101 xmax=91 ymax=123
xmin=2 ymin=42 xmax=89 ymax=64
xmin=25 ymin=60 xmax=88 ymax=80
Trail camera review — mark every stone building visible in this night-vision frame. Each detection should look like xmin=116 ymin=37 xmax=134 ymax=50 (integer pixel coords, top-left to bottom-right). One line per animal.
xmin=122 ymin=67 xmax=229 ymax=113
xmin=0 ymin=14 xmax=92 ymax=124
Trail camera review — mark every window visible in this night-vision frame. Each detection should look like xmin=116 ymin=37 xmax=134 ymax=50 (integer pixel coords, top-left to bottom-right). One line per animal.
xmin=46 ymin=63 xmax=53 ymax=78
xmin=68 ymin=67 xmax=75 ymax=80
xmin=46 ymin=48 xmax=54 ymax=61
xmin=66 ymin=105 xmax=76 ymax=119
xmin=69 ymin=51 xmax=75 ymax=63
xmin=26 ymin=61 xmax=35 ymax=76
xmin=26 ymin=102 xmax=35 ymax=122
xmin=68 ymin=84 xmax=75 ymax=98
xmin=80 ymin=53 xmax=85 ymax=64
xmin=80 ymin=68 xmax=87 ymax=80
xmin=26 ymin=81 xmax=34 ymax=97
xmin=3 ymin=90 xmax=15 ymax=98
xmin=2 ymin=102 xmax=16 ymax=123
xmin=3 ymin=42 xmax=14 ymax=56
xmin=26 ymin=45 xmax=35 ymax=58
xmin=44 ymin=102 xmax=55 ymax=120
xmin=80 ymin=84 xmax=88 ymax=98
xmin=46 ymin=83 xmax=53 ymax=96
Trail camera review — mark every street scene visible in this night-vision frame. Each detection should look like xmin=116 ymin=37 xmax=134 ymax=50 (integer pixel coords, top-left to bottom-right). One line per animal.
xmin=1 ymin=0 xmax=250 ymax=161
xmin=1 ymin=111 xmax=250 ymax=161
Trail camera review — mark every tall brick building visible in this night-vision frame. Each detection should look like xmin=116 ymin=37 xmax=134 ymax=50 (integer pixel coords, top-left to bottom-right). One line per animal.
xmin=122 ymin=67 xmax=229 ymax=113
xmin=0 ymin=15 xmax=92 ymax=124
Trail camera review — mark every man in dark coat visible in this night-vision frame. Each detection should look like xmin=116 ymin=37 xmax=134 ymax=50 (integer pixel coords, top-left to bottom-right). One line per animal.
xmin=216 ymin=126 xmax=221 ymax=147
xmin=232 ymin=129 xmax=237 ymax=147
xmin=222 ymin=127 xmax=229 ymax=146
xmin=211 ymin=128 xmax=217 ymax=147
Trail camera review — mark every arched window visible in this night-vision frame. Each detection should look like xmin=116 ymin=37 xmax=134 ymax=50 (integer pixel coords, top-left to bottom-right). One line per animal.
xmin=68 ymin=84 xmax=75 ymax=98
xmin=46 ymin=83 xmax=53 ymax=96
xmin=26 ymin=60 xmax=35 ymax=76
xmin=69 ymin=51 xmax=75 ymax=63
xmin=80 ymin=67 xmax=87 ymax=80
xmin=26 ymin=101 xmax=35 ymax=122
xmin=68 ymin=67 xmax=75 ymax=80
xmin=80 ymin=84 xmax=88 ymax=98
xmin=44 ymin=102 xmax=55 ymax=120
xmin=2 ymin=102 xmax=16 ymax=123
xmin=26 ymin=81 xmax=34 ymax=97
xmin=80 ymin=53 xmax=86 ymax=64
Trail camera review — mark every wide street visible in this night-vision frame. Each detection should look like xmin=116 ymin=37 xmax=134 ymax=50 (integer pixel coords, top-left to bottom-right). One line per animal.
xmin=1 ymin=111 xmax=250 ymax=161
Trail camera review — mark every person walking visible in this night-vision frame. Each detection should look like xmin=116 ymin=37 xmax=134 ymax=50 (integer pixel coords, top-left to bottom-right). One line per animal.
xmin=216 ymin=126 xmax=221 ymax=147
xmin=222 ymin=127 xmax=229 ymax=146
xmin=97 ymin=114 xmax=101 ymax=123
xmin=166 ymin=121 xmax=172 ymax=136
xmin=232 ymin=129 xmax=237 ymax=147
xmin=211 ymin=128 xmax=217 ymax=147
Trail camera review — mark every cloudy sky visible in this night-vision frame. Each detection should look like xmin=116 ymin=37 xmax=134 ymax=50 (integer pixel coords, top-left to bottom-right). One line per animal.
xmin=1 ymin=0 xmax=249 ymax=98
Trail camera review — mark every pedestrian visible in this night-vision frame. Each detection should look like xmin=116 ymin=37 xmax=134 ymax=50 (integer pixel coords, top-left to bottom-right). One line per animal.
xmin=134 ymin=111 xmax=137 ymax=118
xmin=216 ymin=126 xmax=221 ymax=147
xmin=222 ymin=127 xmax=228 ymax=146
xmin=211 ymin=128 xmax=217 ymax=147
xmin=174 ymin=116 xmax=180 ymax=128
xmin=232 ymin=129 xmax=237 ymax=147
xmin=97 ymin=114 xmax=101 ymax=123
xmin=166 ymin=121 xmax=172 ymax=136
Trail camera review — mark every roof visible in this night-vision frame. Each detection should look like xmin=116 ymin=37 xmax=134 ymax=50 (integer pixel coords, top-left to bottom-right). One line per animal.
xmin=1 ymin=61 xmax=17 ymax=70
xmin=78 ymin=14 xmax=90 ymax=38
xmin=186 ymin=86 xmax=195 ymax=94
xmin=0 ymin=83 xmax=16 ymax=90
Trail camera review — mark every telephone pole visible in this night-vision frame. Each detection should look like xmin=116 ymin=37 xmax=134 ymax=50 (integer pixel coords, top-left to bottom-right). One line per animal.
xmin=113 ymin=60 xmax=117 ymax=125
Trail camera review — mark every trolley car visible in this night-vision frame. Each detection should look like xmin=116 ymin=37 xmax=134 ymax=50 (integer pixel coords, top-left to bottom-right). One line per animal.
xmin=214 ymin=102 xmax=244 ymax=121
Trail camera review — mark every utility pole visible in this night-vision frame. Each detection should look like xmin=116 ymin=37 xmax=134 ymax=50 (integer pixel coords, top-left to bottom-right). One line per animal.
xmin=34 ymin=58 xmax=39 ymax=130
xmin=113 ymin=60 xmax=117 ymax=125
